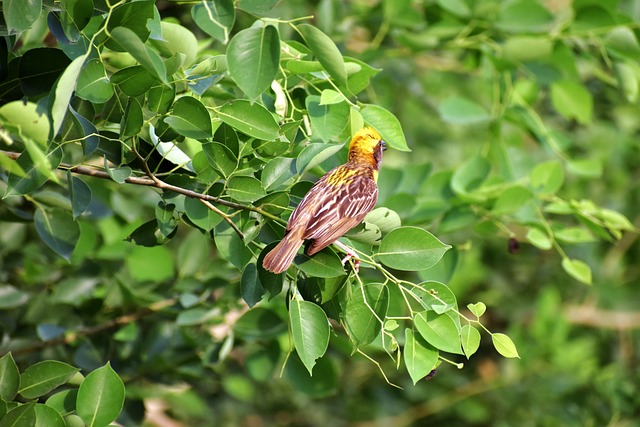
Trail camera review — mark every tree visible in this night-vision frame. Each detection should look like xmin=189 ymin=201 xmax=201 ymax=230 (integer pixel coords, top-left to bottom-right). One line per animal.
xmin=1 ymin=0 xmax=638 ymax=425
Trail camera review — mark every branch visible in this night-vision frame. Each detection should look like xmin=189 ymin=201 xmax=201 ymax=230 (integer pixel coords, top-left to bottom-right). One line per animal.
xmin=1 ymin=299 xmax=176 ymax=357
xmin=0 ymin=150 xmax=285 ymax=225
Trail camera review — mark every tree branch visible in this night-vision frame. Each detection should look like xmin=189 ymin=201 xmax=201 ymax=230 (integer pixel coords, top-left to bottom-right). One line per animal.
xmin=0 ymin=150 xmax=286 ymax=225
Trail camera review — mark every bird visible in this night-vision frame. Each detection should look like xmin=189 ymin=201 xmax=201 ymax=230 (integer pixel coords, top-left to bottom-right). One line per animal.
xmin=262 ymin=127 xmax=386 ymax=274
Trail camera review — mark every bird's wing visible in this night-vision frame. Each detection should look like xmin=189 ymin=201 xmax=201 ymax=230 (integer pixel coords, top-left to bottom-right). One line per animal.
xmin=304 ymin=175 xmax=378 ymax=254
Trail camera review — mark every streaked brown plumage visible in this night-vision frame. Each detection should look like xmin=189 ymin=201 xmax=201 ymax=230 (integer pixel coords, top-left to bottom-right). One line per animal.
xmin=262 ymin=127 xmax=386 ymax=273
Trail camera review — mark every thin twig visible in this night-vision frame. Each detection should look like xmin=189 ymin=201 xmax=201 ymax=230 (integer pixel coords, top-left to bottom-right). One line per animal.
xmin=0 ymin=150 xmax=286 ymax=224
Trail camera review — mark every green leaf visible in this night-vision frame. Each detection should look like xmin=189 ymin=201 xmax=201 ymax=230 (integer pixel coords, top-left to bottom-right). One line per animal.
xmin=0 ymin=101 xmax=50 ymax=147
xmin=217 ymin=100 xmax=280 ymax=141
xmin=214 ymin=221 xmax=253 ymax=270
xmin=491 ymin=333 xmax=520 ymax=358
xmin=75 ymin=59 xmax=114 ymax=104
xmin=261 ymin=157 xmax=296 ymax=190
xmin=450 ymin=156 xmax=491 ymax=202
xmin=191 ymin=0 xmax=235 ymax=43
xmin=306 ymin=96 xmax=350 ymax=142
xmin=241 ymin=263 xmax=265 ymax=308
xmin=439 ymin=96 xmax=490 ymax=124
xmin=151 ymin=21 xmax=198 ymax=68
xmin=492 ymin=186 xmax=532 ymax=214
xmin=45 ymin=389 xmax=78 ymax=417
xmin=103 ymin=158 xmax=132 ymax=184
xmin=237 ymin=0 xmax=278 ymax=14
xmin=496 ymin=0 xmax=554 ymax=33
xmin=155 ymin=202 xmax=177 ymax=238
xmin=0 ymin=353 xmax=20 ymax=402
xmin=360 ymin=104 xmax=410 ymax=152
xmin=419 ymin=281 xmax=457 ymax=314
xmin=550 ymin=80 xmax=593 ymax=124
xmin=105 ymin=1 xmax=154 ymax=49
xmin=0 ymin=403 xmax=36 ymax=427
xmin=343 ymin=283 xmax=389 ymax=348
xmin=227 ymin=25 xmax=280 ymax=99
xmin=296 ymin=249 xmax=347 ymax=278
xmin=414 ymin=311 xmax=463 ymax=354
xmin=202 ymin=142 xmax=237 ymax=178
xmin=297 ymin=24 xmax=347 ymax=84
xmin=561 ymin=258 xmax=592 ymax=285
xmin=378 ymin=226 xmax=451 ymax=271
xmin=296 ymin=143 xmax=344 ymax=175
xmin=60 ymin=0 xmax=93 ymax=39
xmin=184 ymin=197 xmax=223 ymax=231
xmin=3 ymin=0 xmax=42 ymax=33
xmin=404 ymin=328 xmax=438 ymax=385
xmin=109 ymin=26 xmax=168 ymax=84
xmin=530 ymin=160 xmax=564 ymax=195
xmin=164 ymin=96 xmax=213 ymax=139
xmin=467 ymin=302 xmax=487 ymax=318
xmin=76 ymin=363 xmax=125 ymax=427
xmin=69 ymin=175 xmax=92 ymax=219
xmin=554 ymin=227 xmax=595 ymax=243
xmin=526 ymin=227 xmax=552 ymax=250
xmin=51 ymin=56 xmax=84 ymax=137
xmin=111 ymin=66 xmax=158 ymax=97
xmin=319 ymin=89 xmax=345 ymax=105
xmin=34 ymin=209 xmax=80 ymax=261
xmin=503 ymin=36 xmax=553 ymax=62
xmin=289 ymin=299 xmax=330 ymax=375
xmin=147 ymin=84 xmax=175 ymax=114
xmin=227 ymin=176 xmax=267 ymax=203
xmin=34 ymin=403 xmax=66 ymax=427
xmin=461 ymin=325 xmax=481 ymax=359
xmin=19 ymin=361 xmax=79 ymax=400
xmin=363 ymin=207 xmax=402 ymax=233
xmin=0 ymin=286 xmax=28 ymax=309
xmin=120 ymin=97 xmax=143 ymax=138
xmin=234 ymin=307 xmax=286 ymax=339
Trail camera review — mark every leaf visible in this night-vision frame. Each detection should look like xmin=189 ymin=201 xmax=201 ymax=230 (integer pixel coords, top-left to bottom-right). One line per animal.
xmin=4 ymin=0 xmax=42 ymax=33
xmin=0 ymin=286 xmax=29 ymax=309
xmin=76 ymin=363 xmax=125 ymax=427
xmin=419 ymin=281 xmax=457 ymax=314
xmin=467 ymin=302 xmax=487 ymax=318
xmin=491 ymin=333 xmax=520 ymax=358
xmin=461 ymin=325 xmax=481 ymax=359
xmin=305 ymin=96 xmax=350 ymax=142
xmin=45 ymin=389 xmax=78 ymax=417
xmin=438 ymin=96 xmax=490 ymax=124
xmin=34 ymin=209 xmax=80 ymax=261
xmin=109 ymin=27 xmax=168 ymax=84
xmin=289 ymin=299 xmax=330 ymax=375
xmin=237 ymin=0 xmax=278 ymax=14
xmin=75 ymin=59 xmax=114 ymax=104
xmin=360 ymin=104 xmax=410 ymax=151
xmin=378 ymin=226 xmax=451 ymax=271
xmin=227 ymin=25 xmax=280 ymax=99
xmin=111 ymin=66 xmax=158 ymax=97
xmin=363 ymin=207 xmax=402 ymax=234
xmin=414 ymin=311 xmax=463 ymax=354
xmin=526 ymin=227 xmax=552 ymax=250
xmin=492 ymin=186 xmax=532 ymax=214
xmin=319 ymin=89 xmax=344 ymax=105
xmin=147 ymin=84 xmax=175 ymax=114
xmin=496 ymin=0 xmax=554 ymax=33
xmin=120 ymin=97 xmax=143 ymax=138
xmin=261 ymin=157 xmax=296 ymax=190
xmin=202 ymin=142 xmax=237 ymax=178
xmin=214 ymin=221 xmax=253 ymax=270
xmin=295 ymin=143 xmax=344 ymax=175
xmin=297 ymin=24 xmax=347 ymax=84
xmin=33 ymin=404 xmax=65 ymax=427
xmin=240 ymin=263 xmax=265 ymax=308
xmin=450 ymin=156 xmax=491 ymax=202
xmin=343 ymin=283 xmax=389 ymax=348
xmin=561 ymin=258 xmax=592 ymax=285
xmin=19 ymin=361 xmax=79 ymax=399
xmin=151 ymin=21 xmax=198 ymax=68
xmin=105 ymin=1 xmax=154 ymax=49
xmin=234 ymin=307 xmax=286 ymax=339
xmin=217 ymin=100 xmax=280 ymax=141
xmin=0 ymin=403 xmax=36 ymax=427
xmin=296 ymin=249 xmax=346 ymax=278
xmin=51 ymin=56 xmax=84 ymax=137
xmin=69 ymin=175 xmax=92 ymax=219
xmin=191 ymin=0 xmax=235 ymax=43
xmin=184 ymin=197 xmax=223 ymax=231
xmin=164 ymin=96 xmax=213 ymax=139
xmin=550 ymin=80 xmax=593 ymax=124
xmin=404 ymin=328 xmax=438 ymax=385
xmin=0 ymin=353 xmax=20 ymax=402
xmin=226 ymin=176 xmax=267 ymax=203
xmin=155 ymin=202 xmax=177 ymax=238
xmin=530 ymin=160 xmax=564 ymax=195
xmin=0 ymin=101 xmax=50 ymax=147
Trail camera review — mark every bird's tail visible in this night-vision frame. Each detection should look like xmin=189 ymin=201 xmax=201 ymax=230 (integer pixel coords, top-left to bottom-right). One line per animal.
xmin=262 ymin=231 xmax=304 ymax=273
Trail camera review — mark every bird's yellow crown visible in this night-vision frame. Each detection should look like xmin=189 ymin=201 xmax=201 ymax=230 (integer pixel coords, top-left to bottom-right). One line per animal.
xmin=349 ymin=127 xmax=382 ymax=154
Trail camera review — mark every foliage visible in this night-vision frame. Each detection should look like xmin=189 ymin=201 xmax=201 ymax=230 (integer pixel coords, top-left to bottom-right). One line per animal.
xmin=1 ymin=0 xmax=639 ymax=426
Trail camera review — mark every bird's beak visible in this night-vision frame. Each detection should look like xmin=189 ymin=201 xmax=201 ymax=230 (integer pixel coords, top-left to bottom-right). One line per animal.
xmin=380 ymin=140 xmax=387 ymax=151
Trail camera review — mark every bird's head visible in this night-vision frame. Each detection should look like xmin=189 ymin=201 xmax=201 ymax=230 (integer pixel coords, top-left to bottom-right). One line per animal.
xmin=348 ymin=127 xmax=386 ymax=170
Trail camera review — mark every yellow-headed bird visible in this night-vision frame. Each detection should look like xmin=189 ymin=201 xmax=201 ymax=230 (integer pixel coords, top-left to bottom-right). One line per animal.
xmin=262 ymin=127 xmax=386 ymax=273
